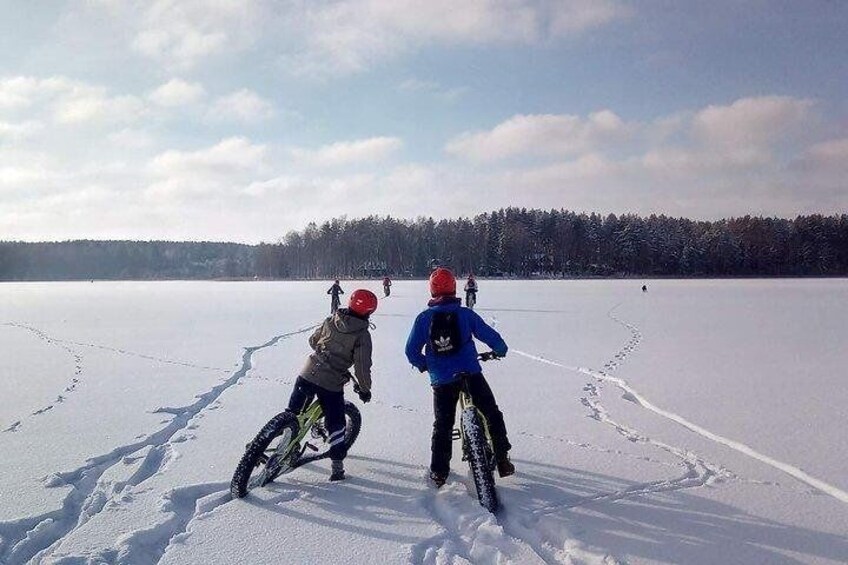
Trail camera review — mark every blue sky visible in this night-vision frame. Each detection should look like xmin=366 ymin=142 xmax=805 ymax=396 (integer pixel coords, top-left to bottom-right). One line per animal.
xmin=1 ymin=0 xmax=846 ymax=242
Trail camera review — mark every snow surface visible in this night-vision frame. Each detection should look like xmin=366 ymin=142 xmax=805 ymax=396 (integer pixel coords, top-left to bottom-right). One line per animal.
xmin=1 ymin=279 xmax=847 ymax=564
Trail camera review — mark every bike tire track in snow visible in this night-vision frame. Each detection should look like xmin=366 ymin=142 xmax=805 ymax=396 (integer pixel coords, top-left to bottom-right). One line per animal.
xmin=411 ymin=481 xmax=621 ymax=565
xmin=513 ymin=310 xmax=848 ymax=506
xmin=0 ymin=324 xmax=317 ymax=565
xmin=582 ymin=364 xmax=848 ymax=504
xmin=115 ymin=482 xmax=230 ymax=565
xmin=411 ymin=482 xmax=556 ymax=565
xmin=497 ymin=504 xmax=623 ymax=565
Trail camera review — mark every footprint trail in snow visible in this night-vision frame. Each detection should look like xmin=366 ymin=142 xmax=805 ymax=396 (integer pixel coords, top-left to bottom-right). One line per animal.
xmin=0 ymin=324 xmax=317 ymax=565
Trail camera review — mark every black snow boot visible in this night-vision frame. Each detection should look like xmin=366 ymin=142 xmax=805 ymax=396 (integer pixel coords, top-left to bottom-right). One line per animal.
xmin=329 ymin=459 xmax=345 ymax=482
xmin=497 ymin=454 xmax=515 ymax=478
xmin=429 ymin=470 xmax=447 ymax=488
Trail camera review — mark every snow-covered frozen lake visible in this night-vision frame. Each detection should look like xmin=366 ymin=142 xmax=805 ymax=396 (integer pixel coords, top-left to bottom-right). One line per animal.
xmin=1 ymin=279 xmax=847 ymax=564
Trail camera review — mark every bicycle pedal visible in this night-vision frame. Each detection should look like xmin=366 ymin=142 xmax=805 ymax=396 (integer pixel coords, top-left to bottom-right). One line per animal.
xmin=305 ymin=442 xmax=319 ymax=452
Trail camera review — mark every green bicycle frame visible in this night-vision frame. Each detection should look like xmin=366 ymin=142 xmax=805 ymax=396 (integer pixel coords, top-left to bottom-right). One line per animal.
xmin=278 ymin=400 xmax=326 ymax=462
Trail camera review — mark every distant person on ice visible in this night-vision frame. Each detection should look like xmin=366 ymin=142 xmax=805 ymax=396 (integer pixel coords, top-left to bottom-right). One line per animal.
xmin=464 ymin=274 xmax=478 ymax=308
xmin=404 ymin=267 xmax=514 ymax=487
xmin=288 ymin=289 xmax=377 ymax=481
xmin=642 ymin=284 xmax=648 ymax=292
xmin=383 ymin=276 xmax=392 ymax=297
xmin=327 ymin=279 xmax=344 ymax=313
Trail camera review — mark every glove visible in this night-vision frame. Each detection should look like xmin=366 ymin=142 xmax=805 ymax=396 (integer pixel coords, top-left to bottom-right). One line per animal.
xmin=353 ymin=383 xmax=371 ymax=403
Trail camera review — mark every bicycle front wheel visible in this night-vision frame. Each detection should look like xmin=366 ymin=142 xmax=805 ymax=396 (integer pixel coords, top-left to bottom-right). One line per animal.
xmin=230 ymin=411 xmax=300 ymax=499
xmin=460 ymin=407 xmax=499 ymax=513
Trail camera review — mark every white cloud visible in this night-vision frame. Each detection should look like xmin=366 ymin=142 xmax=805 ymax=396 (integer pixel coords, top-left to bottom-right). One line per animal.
xmin=0 ymin=77 xmax=43 ymax=111
xmin=0 ymin=166 xmax=55 ymax=190
xmin=207 ymin=89 xmax=275 ymax=123
xmin=549 ymin=0 xmax=631 ymax=35
xmin=0 ymin=77 xmax=80 ymax=114
xmin=149 ymin=78 xmax=206 ymax=107
xmin=639 ymin=146 xmax=770 ymax=177
xmin=289 ymin=136 xmax=403 ymax=167
xmin=53 ymin=92 xmax=146 ymax=125
xmin=0 ymin=120 xmax=43 ymax=141
xmin=692 ymin=96 xmax=813 ymax=151
xmin=130 ymin=0 xmax=265 ymax=69
xmin=792 ymin=137 xmax=848 ymax=193
xmin=802 ymin=137 xmax=848 ymax=168
xmin=1 ymin=76 xmax=148 ymax=126
xmin=283 ymin=0 xmax=630 ymax=77
xmin=448 ymin=96 xmax=818 ymax=168
xmin=108 ymin=128 xmax=156 ymax=149
xmin=150 ymin=137 xmax=268 ymax=176
xmin=146 ymin=137 xmax=269 ymax=201
xmin=446 ymin=110 xmax=633 ymax=162
xmin=630 ymin=96 xmax=818 ymax=181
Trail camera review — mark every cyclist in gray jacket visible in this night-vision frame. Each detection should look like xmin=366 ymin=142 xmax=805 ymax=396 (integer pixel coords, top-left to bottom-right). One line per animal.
xmin=287 ymin=289 xmax=377 ymax=481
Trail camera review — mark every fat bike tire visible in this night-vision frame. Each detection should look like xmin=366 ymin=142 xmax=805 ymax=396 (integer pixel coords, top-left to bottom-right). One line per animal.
xmin=460 ymin=407 xmax=499 ymax=513
xmin=230 ymin=411 xmax=299 ymax=499
xmin=342 ymin=401 xmax=363 ymax=448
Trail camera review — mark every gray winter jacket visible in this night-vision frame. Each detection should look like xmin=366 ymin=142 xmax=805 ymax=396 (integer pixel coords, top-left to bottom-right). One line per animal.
xmin=300 ymin=309 xmax=373 ymax=393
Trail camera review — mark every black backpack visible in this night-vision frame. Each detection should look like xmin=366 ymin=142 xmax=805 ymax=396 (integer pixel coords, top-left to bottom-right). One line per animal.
xmin=428 ymin=310 xmax=463 ymax=356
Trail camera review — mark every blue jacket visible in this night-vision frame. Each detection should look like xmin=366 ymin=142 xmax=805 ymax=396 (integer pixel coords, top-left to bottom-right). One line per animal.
xmin=405 ymin=298 xmax=508 ymax=386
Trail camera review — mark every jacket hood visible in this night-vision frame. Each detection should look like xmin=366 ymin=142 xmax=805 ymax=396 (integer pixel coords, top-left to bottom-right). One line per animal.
xmin=333 ymin=309 xmax=370 ymax=333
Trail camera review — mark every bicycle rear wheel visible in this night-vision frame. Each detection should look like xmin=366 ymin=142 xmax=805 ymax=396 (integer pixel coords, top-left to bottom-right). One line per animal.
xmin=230 ymin=411 xmax=300 ymax=499
xmin=460 ymin=407 xmax=498 ymax=513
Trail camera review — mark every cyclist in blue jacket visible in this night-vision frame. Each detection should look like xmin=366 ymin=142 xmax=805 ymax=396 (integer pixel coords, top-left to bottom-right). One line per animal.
xmin=405 ymin=267 xmax=514 ymax=487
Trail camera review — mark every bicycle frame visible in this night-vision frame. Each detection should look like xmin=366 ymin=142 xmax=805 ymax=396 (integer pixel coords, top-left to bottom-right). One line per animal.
xmin=275 ymin=399 xmax=325 ymax=464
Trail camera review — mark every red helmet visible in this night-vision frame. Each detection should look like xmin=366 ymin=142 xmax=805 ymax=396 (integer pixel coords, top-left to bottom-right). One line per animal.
xmin=429 ymin=267 xmax=456 ymax=297
xmin=348 ymin=289 xmax=378 ymax=316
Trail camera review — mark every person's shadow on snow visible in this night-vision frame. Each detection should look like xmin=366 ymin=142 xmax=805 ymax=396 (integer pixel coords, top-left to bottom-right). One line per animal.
xmin=245 ymin=454 xmax=435 ymax=545
xmin=501 ymin=458 xmax=848 ymax=565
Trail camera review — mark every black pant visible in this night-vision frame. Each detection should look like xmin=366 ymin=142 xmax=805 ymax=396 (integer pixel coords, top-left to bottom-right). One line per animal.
xmin=287 ymin=377 xmax=347 ymax=461
xmin=431 ymin=373 xmax=511 ymax=476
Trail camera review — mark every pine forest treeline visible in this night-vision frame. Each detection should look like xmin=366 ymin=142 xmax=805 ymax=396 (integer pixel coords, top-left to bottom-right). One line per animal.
xmin=0 ymin=240 xmax=253 ymax=281
xmin=2 ymin=209 xmax=848 ymax=281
